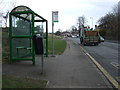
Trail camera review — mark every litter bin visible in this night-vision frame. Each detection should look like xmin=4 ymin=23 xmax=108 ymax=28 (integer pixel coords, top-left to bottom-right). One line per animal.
xmin=33 ymin=34 xmax=44 ymax=55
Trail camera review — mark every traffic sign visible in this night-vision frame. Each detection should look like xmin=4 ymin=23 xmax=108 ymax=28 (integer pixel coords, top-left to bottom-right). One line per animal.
xmin=52 ymin=11 xmax=58 ymax=22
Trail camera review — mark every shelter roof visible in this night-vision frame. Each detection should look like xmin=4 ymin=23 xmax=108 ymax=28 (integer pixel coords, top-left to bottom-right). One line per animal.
xmin=10 ymin=5 xmax=46 ymax=21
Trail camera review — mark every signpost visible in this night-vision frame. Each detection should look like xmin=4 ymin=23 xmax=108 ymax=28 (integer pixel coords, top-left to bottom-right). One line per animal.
xmin=52 ymin=11 xmax=59 ymax=22
xmin=52 ymin=11 xmax=58 ymax=56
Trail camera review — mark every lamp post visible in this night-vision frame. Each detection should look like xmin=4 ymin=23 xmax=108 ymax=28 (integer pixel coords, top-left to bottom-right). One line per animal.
xmin=90 ymin=17 xmax=93 ymax=29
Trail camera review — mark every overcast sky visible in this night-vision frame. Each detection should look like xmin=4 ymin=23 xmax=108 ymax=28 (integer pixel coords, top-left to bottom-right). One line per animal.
xmin=0 ymin=0 xmax=119 ymax=32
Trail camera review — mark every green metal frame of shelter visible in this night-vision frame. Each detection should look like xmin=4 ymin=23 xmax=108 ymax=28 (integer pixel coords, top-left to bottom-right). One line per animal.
xmin=9 ymin=5 xmax=48 ymax=65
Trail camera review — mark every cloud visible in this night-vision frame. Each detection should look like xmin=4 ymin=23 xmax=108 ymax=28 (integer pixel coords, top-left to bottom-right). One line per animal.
xmin=1 ymin=0 xmax=118 ymax=32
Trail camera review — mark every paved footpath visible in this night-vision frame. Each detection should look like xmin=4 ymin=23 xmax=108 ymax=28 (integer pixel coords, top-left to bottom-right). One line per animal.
xmin=3 ymin=39 xmax=114 ymax=88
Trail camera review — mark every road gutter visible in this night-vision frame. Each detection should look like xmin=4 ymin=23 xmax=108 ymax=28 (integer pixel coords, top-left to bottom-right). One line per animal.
xmin=80 ymin=46 xmax=120 ymax=90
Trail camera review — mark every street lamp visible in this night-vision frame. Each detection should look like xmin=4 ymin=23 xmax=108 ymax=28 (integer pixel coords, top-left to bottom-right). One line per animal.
xmin=90 ymin=17 xmax=93 ymax=29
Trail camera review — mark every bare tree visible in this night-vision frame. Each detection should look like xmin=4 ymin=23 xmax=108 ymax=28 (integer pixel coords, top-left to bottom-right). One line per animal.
xmin=11 ymin=2 xmax=17 ymax=8
xmin=77 ymin=15 xmax=87 ymax=43
xmin=112 ymin=4 xmax=118 ymax=16
xmin=71 ymin=25 xmax=77 ymax=32
xmin=98 ymin=4 xmax=118 ymax=40
xmin=77 ymin=15 xmax=87 ymax=26
xmin=1 ymin=1 xmax=17 ymax=28
xmin=3 ymin=11 xmax=9 ymax=28
xmin=77 ymin=15 xmax=87 ymax=33
xmin=0 ymin=12 xmax=3 ymax=27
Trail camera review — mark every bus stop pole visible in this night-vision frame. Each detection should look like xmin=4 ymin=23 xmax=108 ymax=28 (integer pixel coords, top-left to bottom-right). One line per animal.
xmin=41 ymin=54 xmax=44 ymax=74
xmin=52 ymin=12 xmax=55 ymax=57
xmin=41 ymin=25 xmax=44 ymax=74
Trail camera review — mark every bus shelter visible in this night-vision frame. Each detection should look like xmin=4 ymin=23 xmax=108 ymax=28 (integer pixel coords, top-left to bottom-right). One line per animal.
xmin=9 ymin=5 xmax=48 ymax=65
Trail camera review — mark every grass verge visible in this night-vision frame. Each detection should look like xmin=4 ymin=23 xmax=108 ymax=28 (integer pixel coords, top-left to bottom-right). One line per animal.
xmin=2 ymin=32 xmax=67 ymax=63
xmin=48 ymin=35 xmax=66 ymax=55
xmin=2 ymin=75 xmax=47 ymax=88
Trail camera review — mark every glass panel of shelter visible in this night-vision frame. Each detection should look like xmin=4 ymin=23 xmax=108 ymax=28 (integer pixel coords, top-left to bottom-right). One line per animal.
xmin=11 ymin=14 xmax=33 ymax=58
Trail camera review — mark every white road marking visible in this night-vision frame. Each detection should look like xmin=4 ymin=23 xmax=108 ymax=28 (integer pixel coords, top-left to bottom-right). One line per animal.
xmin=110 ymin=62 xmax=119 ymax=69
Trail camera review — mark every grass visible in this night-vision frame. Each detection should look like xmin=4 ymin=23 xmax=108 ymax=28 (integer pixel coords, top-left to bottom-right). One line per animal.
xmin=2 ymin=32 xmax=67 ymax=63
xmin=48 ymin=34 xmax=66 ymax=55
xmin=2 ymin=75 xmax=47 ymax=88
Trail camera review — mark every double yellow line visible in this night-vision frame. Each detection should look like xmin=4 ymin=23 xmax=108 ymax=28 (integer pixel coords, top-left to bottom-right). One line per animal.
xmin=80 ymin=46 xmax=120 ymax=90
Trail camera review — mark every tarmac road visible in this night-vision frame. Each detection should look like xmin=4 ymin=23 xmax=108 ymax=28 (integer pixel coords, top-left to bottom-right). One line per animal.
xmin=68 ymin=37 xmax=119 ymax=84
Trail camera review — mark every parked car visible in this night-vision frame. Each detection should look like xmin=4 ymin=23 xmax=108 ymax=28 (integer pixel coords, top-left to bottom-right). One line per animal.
xmin=76 ymin=34 xmax=79 ymax=38
xmin=64 ymin=35 xmax=67 ymax=38
xmin=100 ymin=36 xmax=104 ymax=42
xmin=72 ymin=35 xmax=76 ymax=38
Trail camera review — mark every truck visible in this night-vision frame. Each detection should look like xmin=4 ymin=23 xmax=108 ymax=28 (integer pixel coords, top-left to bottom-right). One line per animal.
xmin=80 ymin=25 xmax=101 ymax=46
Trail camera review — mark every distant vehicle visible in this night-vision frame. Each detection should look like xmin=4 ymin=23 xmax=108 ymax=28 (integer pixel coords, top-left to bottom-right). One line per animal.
xmin=64 ymin=35 xmax=67 ymax=38
xmin=76 ymin=34 xmax=79 ymax=38
xmin=72 ymin=35 xmax=76 ymax=38
xmin=67 ymin=34 xmax=72 ymax=37
xmin=100 ymin=36 xmax=104 ymax=42
xmin=80 ymin=25 xmax=101 ymax=46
